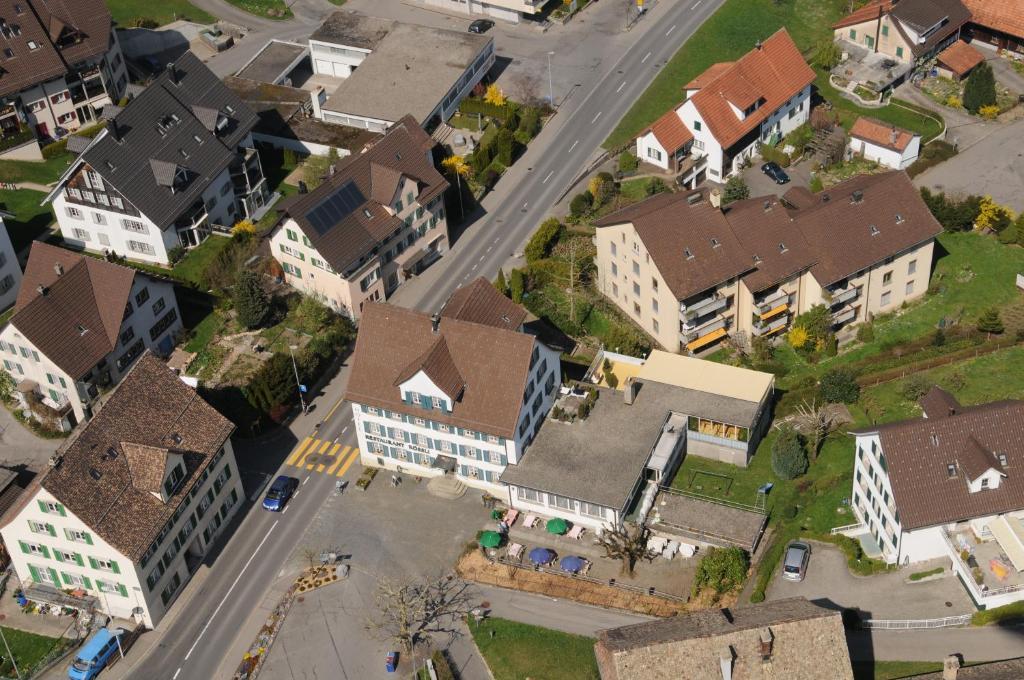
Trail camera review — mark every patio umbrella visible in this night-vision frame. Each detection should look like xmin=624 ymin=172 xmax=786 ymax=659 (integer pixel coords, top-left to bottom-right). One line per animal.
xmin=560 ymin=556 xmax=585 ymax=573
xmin=529 ymin=547 xmax=555 ymax=565
xmin=479 ymin=531 xmax=502 ymax=549
xmin=546 ymin=518 xmax=569 ymax=535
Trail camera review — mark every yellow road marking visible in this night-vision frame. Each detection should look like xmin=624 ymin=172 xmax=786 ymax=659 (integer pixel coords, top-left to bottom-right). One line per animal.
xmin=323 ymin=395 xmax=346 ymax=422
xmin=316 ymin=443 xmax=342 ymax=472
xmin=295 ymin=439 xmax=321 ymax=468
xmin=326 ymin=446 xmax=351 ymax=475
xmin=318 ymin=440 xmax=332 ymax=454
xmin=336 ymin=447 xmax=360 ymax=477
xmin=286 ymin=437 xmax=313 ymax=466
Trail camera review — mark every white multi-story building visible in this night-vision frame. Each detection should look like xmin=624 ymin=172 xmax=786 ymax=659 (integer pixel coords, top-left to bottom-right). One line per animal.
xmin=0 ymin=212 xmax=22 ymax=310
xmin=344 ymin=279 xmax=561 ymax=492
xmin=45 ymin=52 xmax=268 ymax=265
xmin=270 ymin=115 xmax=449 ymax=320
xmin=635 ymin=28 xmax=814 ymax=185
xmin=847 ymin=387 xmax=1024 ymax=609
xmin=0 ymin=353 xmax=243 ymax=628
xmin=0 ymin=242 xmax=181 ymax=430
xmin=0 ymin=0 xmax=128 ymax=159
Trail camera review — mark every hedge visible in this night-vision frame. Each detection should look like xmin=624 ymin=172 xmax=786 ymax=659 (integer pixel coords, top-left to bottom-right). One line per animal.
xmin=972 ymin=601 xmax=1024 ymax=626
xmin=41 ymin=121 xmax=106 ymax=159
xmin=458 ymin=98 xmax=517 ymax=121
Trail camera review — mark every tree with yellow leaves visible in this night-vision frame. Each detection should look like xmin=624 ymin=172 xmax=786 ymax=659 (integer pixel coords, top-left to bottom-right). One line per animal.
xmin=441 ymin=155 xmax=469 ymax=220
xmin=232 ymin=219 xmax=256 ymax=237
xmin=975 ymin=195 xmax=1015 ymax=232
xmin=484 ymin=83 xmax=506 ymax=107
xmin=787 ymin=326 xmax=810 ymax=350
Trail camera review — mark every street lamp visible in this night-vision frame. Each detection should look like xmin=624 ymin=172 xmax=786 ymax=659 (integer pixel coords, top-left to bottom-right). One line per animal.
xmin=288 ymin=345 xmax=306 ymax=413
xmin=547 ymin=51 xmax=555 ymax=108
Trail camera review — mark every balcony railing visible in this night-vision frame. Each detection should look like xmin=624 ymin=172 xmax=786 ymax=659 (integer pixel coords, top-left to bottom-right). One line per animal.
xmin=681 ymin=294 xmax=727 ymax=321
xmin=829 ymin=285 xmax=859 ymax=307
xmin=752 ymin=314 xmax=788 ymax=337
xmin=940 ymin=528 xmax=1024 ymax=601
xmin=681 ymin=314 xmax=727 ymax=340
xmin=832 ymin=306 xmax=857 ymax=326
xmin=756 ymin=289 xmax=789 ymax=313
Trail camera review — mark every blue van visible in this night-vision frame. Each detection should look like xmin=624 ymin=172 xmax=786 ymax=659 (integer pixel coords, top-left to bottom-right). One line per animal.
xmin=68 ymin=628 xmax=121 ymax=680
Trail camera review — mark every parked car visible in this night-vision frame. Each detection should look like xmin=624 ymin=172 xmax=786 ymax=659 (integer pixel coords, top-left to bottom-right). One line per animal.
xmin=761 ymin=161 xmax=790 ymax=184
xmin=263 ymin=475 xmax=300 ymax=512
xmin=68 ymin=628 xmax=122 ymax=680
xmin=468 ymin=19 xmax=494 ymax=34
xmin=782 ymin=541 xmax=811 ymax=582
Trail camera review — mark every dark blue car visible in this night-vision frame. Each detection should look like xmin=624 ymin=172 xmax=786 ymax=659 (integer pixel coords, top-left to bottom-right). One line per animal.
xmin=761 ymin=161 xmax=790 ymax=185
xmin=263 ymin=475 xmax=299 ymax=511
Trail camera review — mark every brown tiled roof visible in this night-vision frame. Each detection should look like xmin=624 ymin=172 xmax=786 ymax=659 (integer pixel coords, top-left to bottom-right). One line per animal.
xmin=964 ymin=0 xmax=1024 ymax=40
xmin=281 ymin=115 xmax=448 ymax=275
xmin=10 ymin=242 xmax=138 ymax=380
xmin=936 ymin=39 xmax=985 ymax=76
xmin=919 ymin=385 xmax=961 ymax=419
xmin=39 ymin=353 xmax=234 ymax=560
xmin=441 ymin=277 xmax=526 ymax=331
xmin=833 ymin=0 xmax=894 ymax=29
xmin=0 ymin=0 xmax=113 ymax=98
xmin=724 ymin=196 xmax=816 ymax=293
xmin=781 ymin=185 xmax=817 ymax=210
xmin=849 ymin=117 xmax=918 ymax=152
xmin=687 ymin=29 xmax=816 ymax=150
xmin=594 ymin=190 xmax=753 ymax=302
xmin=121 ymin=442 xmax=175 ymax=495
xmin=852 ymin=400 xmax=1024 ymax=530
xmin=394 ymin=336 xmax=465 ymax=401
xmin=345 ymin=303 xmax=535 ymax=438
xmin=646 ymin=110 xmax=693 ymax=153
xmin=684 ymin=61 xmax=734 ymax=90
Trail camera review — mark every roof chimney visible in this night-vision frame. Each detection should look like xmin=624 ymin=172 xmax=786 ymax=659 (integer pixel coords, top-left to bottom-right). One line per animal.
xmin=167 ymin=63 xmax=178 ymax=85
xmin=890 ymin=127 xmax=898 ymax=144
xmin=328 ymin=164 xmax=336 ymax=176
xmin=943 ymin=655 xmax=961 ymax=680
xmin=851 ymin=189 xmax=864 ymax=204
xmin=54 ymin=262 xmax=63 ymax=276
xmin=623 ymin=377 xmax=639 ymax=405
xmin=755 ymin=39 xmax=763 ymax=50
xmin=709 ymin=188 xmax=722 ymax=209
xmin=106 ymin=117 xmax=120 ymax=142
xmin=759 ymin=628 xmax=774 ymax=661
xmin=763 ymin=199 xmax=772 ymax=212
xmin=430 ymin=313 xmax=440 ymax=333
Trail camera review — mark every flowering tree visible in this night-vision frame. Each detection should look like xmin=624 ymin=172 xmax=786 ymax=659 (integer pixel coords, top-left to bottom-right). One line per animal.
xmin=484 ymin=83 xmax=506 ymax=107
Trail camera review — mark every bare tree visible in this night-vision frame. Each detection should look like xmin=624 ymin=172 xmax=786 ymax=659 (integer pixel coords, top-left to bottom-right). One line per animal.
xmin=788 ymin=399 xmax=839 ymax=460
xmin=367 ymin=573 xmax=477 ymax=653
xmin=596 ymin=522 xmax=659 ymax=577
xmin=510 ymin=72 xmax=542 ymax=106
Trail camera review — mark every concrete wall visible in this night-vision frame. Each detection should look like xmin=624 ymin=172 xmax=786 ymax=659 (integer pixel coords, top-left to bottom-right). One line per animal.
xmin=251 ymin=132 xmax=350 ymax=159
xmin=0 ymin=139 xmax=42 ymax=161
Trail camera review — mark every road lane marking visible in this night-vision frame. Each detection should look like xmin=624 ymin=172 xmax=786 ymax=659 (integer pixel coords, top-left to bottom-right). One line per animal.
xmin=591 ymin=111 xmax=602 ymax=124
xmin=323 ymin=395 xmax=346 ymax=421
xmin=568 ymin=140 xmax=578 ymax=152
xmin=303 ymin=475 xmax=310 ymax=485
xmin=327 ymin=446 xmax=351 ymax=475
xmin=691 ymin=0 xmax=702 ymax=7
xmin=486 ymin=246 xmax=492 ymax=253
xmin=478 ymin=256 xmax=485 ymax=262
xmin=283 ymin=505 xmax=290 ymax=514
xmin=341 ymin=426 xmax=348 ymax=435
xmin=666 ymin=24 xmax=676 ymax=36
xmin=493 ymin=237 xmax=500 ymax=244
xmin=641 ymin=51 xmax=651 ymax=64
xmin=471 ymin=264 xmax=477 ymax=271
xmin=173 ymin=669 xmax=181 ymax=680
xmin=285 ymin=437 xmax=313 ymax=466
xmin=336 ymin=448 xmax=360 ymax=477
xmin=616 ymin=81 xmax=625 ymax=93
xmin=543 ymin=170 xmax=554 ymax=183
xmin=184 ymin=520 xmax=280 ymax=661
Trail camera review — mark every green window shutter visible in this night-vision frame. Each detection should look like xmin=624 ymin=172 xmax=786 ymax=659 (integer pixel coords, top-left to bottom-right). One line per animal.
xmin=84 ymin=532 xmax=93 ymax=545
xmin=27 ymin=565 xmax=40 ymax=583
xmin=46 ymin=524 xmax=55 ymax=537
xmin=37 ymin=500 xmax=48 ymax=514
xmin=110 ymin=560 xmax=120 ymax=575
xmin=48 ymin=568 xmax=59 ymax=585
xmin=88 ymin=556 xmax=98 ymax=569
xmin=117 ymin=584 xmax=127 ymax=597
xmin=74 ymin=554 xmax=84 ymax=567
xmin=54 ymin=550 xmax=64 ymax=563
xmin=56 ymin=504 xmax=66 ymax=517
xmin=82 ymin=577 xmax=92 ymax=590
xmin=18 ymin=541 xmax=29 ymax=555
xmin=39 ymin=546 xmax=50 ymax=559
xmin=61 ymin=572 xmax=72 ymax=585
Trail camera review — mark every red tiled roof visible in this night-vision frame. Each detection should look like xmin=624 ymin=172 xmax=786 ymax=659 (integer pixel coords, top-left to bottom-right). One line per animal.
xmin=646 ymin=110 xmax=693 ymax=154
xmin=936 ymin=40 xmax=985 ymax=76
xmin=684 ymin=62 xmax=734 ymax=90
xmin=849 ymin=117 xmax=917 ymax=152
xmin=832 ymin=0 xmax=894 ymax=29
xmin=963 ymin=0 xmax=1024 ymax=41
xmin=688 ymin=29 xmax=816 ymax=150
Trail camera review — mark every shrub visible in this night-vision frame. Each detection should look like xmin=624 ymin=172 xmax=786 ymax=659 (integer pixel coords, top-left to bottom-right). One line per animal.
xmin=943 ymin=369 xmax=967 ymax=392
xmin=972 ymin=601 xmax=1024 ymax=626
xmin=946 ymin=95 xmax=962 ymax=108
xmin=167 ymin=246 xmax=186 ymax=265
xmin=900 ymin=374 xmax=932 ymax=401
xmin=979 ymin=104 xmax=1000 ymax=119
xmin=722 ymin=176 xmax=750 ymax=205
xmin=782 ymin=505 xmax=798 ymax=519
xmin=856 ymin=322 xmax=875 ymax=343
xmin=645 ymin=177 xmax=669 ymax=196
xmin=479 ymin=167 xmax=500 ymax=190
xmin=494 ymin=269 xmax=509 ymax=296
xmin=459 ymin=98 xmax=515 ymax=121
xmin=517 ymin=107 xmax=541 ymax=140
xmin=494 ymin=128 xmax=516 ymax=166
xmin=931 ymin=328 xmax=946 ymax=346
xmin=692 ymin=547 xmax=749 ymax=598
xmin=975 ymin=196 xmax=1015 ymax=232
xmin=588 ymin=172 xmax=616 ymax=208
xmin=484 ymin=83 xmax=506 ymax=106
xmin=787 ymin=326 xmax=810 ymax=350
xmin=750 ymin=590 xmax=766 ymax=603
xmin=130 ymin=16 xmax=159 ymax=28
xmin=569 ymin=191 xmax=593 ymax=219
xmin=525 ymin=218 xmax=564 ymax=263
xmin=771 ymin=425 xmax=808 ymax=480
xmin=819 ymin=368 xmax=860 ymax=404
xmin=963 ymin=61 xmax=996 ymax=113
xmin=977 ymin=307 xmax=1004 ymax=334
xmin=233 ymin=270 xmax=270 ymax=329
xmin=509 ymin=268 xmax=525 ymax=304
xmin=618 ymin=151 xmax=639 ymax=174
xmin=232 ymin=219 xmax=256 ymax=237
xmin=814 ymin=39 xmax=842 ymax=69
xmin=919 ymin=188 xmax=983 ymax=231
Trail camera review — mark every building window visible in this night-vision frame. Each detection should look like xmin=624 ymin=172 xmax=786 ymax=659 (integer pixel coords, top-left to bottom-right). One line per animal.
xmin=849 ymin=29 xmax=857 ymax=40
xmin=880 ymin=290 xmax=892 ymax=307
xmin=612 ymin=282 xmax=618 ymax=297
xmin=610 ymin=242 xmax=617 ymax=257
xmin=40 ymin=501 xmax=65 ymax=516
xmin=286 ymin=228 xmax=298 ymax=241
xmin=633 ymin=302 xmax=641 ymax=316
xmin=693 ymin=121 xmax=702 ymax=131
xmin=548 ymin=494 xmax=573 ymax=510
xmin=646 ymin=148 xmax=662 ymax=162
xmin=905 ymin=281 xmax=914 ymax=295
xmin=653 ymin=319 xmax=660 ymax=333
xmin=907 ymin=260 xmax=917 ymax=275
xmin=128 ymin=241 xmax=155 ymax=255
xmin=895 ymin=46 xmax=904 ymax=58
xmin=72 ymin=228 xmax=90 ymax=241
xmin=517 ymin=487 xmax=543 ymax=504
xmin=92 ymin=212 xmax=106 ymax=225
xmin=135 ymin=287 xmax=150 ymax=305
xmin=632 ymin=282 xmax=640 ymax=296
xmin=65 ymin=529 xmax=90 ymax=544
xmin=111 ymin=197 xmax=124 ymax=210
xmin=66 ymin=206 xmax=83 ymax=220
xmin=121 ymin=219 xmax=147 ymax=234
xmin=611 ymin=262 xmax=617 ymax=277
xmin=881 ymin=24 xmax=889 ymax=37
xmin=580 ymin=502 xmax=604 ymax=518
xmin=120 ymin=327 xmax=135 ymax=346
xmin=152 ymin=297 xmax=166 ymax=316
xmin=28 ymin=520 xmax=53 ymax=536
xmin=882 ymin=271 xmax=892 ymax=285
xmin=652 ymin=298 xmax=659 ymax=314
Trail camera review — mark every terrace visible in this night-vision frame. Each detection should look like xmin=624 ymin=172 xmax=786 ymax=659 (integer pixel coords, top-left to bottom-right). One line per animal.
xmin=831 ymin=42 xmax=913 ymax=95
xmin=942 ymin=526 xmax=1024 ymax=608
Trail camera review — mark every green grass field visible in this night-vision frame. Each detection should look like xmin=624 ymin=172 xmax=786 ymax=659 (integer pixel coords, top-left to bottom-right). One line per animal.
xmin=224 ymin=0 xmax=293 ymax=19
xmin=105 ymin=0 xmax=215 ymax=26
xmin=0 ymin=627 xmax=68 ymax=677
xmin=854 ymin=661 xmax=944 ymax=680
xmin=0 ymin=154 xmax=72 ymax=185
xmin=0 ymin=189 xmax=54 ymax=252
xmin=172 ymin=235 xmax=233 ymax=288
xmin=470 ymin=617 xmax=600 ymax=680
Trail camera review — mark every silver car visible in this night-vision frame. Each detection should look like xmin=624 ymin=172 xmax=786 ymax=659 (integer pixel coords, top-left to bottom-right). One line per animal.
xmin=782 ymin=541 xmax=810 ymax=582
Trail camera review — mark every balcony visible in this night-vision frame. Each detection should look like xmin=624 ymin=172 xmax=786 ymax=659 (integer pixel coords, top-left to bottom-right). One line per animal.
xmin=751 ymin=314 xmax=788 ymax=337
xmin=831 ymin=306 xmax=857 ymax=326
xmin=755 ymin=288 xmax=789 ymax=314
xmin=681 ymin=294 xmax=727 ymax=321
xmin=829 ymin=285 xmax=859 ymax=307
xmin=681 ymin=314 xmax=727 ymax=340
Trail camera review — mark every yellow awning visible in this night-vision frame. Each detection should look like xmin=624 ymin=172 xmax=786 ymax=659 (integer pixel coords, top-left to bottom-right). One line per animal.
xmin=988 ymin=516 xmax=1024 ymax=572
xmin=686 ymin=327 xmax=727 ymax=352
xmin=765 ymin=323 xmax=787 ymax=336
xmin=760 ymin=303 xmax=788 ymax=320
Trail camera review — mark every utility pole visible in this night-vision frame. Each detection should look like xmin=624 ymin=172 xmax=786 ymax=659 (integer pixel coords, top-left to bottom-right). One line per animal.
xmin=547 ymin=52 xmax=555 ymax=108
xmin=288 ymin=344 xmax=306 ymax=413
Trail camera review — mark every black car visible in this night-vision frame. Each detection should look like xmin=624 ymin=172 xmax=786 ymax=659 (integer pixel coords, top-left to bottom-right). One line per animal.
xmin=468 ymin=19 xmax=494 ymax=34
xmin=761 ymin=161 xmax=790 ymax=185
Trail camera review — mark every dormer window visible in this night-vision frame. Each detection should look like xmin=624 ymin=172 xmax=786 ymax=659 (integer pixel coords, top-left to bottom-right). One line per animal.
xmin=998 ymin=453 xmax=1008 ymax=467
xmin=981 ymin=477 xmax=990 ymax=489
xmin=710 ymin=238 xmax=720 ymax=248
xmin=432 ymin=397 xmax=445 ymax=410
xmin=869 ymin=225 xmax=880 ymax=236
xmin=684 ymin=248 xmax=694 ymax=260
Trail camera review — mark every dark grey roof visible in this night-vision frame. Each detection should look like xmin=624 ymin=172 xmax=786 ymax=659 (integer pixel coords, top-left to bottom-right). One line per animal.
xmin=64 ymin=135 xmax=92 ymax=154
xmin=310 ymin=11 xmax=395 ymax=49
xmin=892 ymin=0 xmax=972 ymax=56
xmin=74 ymin=52 xmax=258 ymax=229
xmin=236 ymin=40 xmax=306 ymax=84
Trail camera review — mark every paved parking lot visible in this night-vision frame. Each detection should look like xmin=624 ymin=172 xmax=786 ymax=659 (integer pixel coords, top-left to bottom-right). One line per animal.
xmin=740 ymin=158 xmax=813 ymax=199
xmin=765 ymin=541 xmax=973 ymax=620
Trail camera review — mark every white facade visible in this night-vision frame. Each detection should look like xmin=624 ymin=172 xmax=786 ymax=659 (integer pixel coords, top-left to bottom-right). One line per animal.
xmin=0 ymin=274 xmax=182 ymax=426
xmin=504 ymin=484 xmax=621 ymax=530
xmin=310 ymin=39 xmax=371 ymax=79
xmin=417 ymin=0 xmax=545 ymax=23
xmin=0 ymin=217 xmax=21 ymax=310
xmin=1 ymin=444 xmax=242 ymax=628
xmin=849 ymin=134 xmax=921 ymax=170
xmin=351 ymin=340 xmax=560 ymax=492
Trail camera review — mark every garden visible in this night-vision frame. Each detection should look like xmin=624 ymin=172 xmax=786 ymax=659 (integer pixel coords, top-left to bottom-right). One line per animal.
xmin=469 ymin=617 xmax=600 ymax=680
xmin=0 ymin=626 xmax=72 ymax=678
xmin=919 ymin=61 xmax=1018 ymax=119
xmin=105 ymin=0 xmax=215 ymax=27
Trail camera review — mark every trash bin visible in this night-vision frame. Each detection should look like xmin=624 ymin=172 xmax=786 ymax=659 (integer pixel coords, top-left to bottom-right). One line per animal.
xmin=385 ymin=651 xmax=398 ymax=672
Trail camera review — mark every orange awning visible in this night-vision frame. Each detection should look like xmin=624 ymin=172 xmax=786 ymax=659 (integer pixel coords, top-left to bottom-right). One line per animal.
xmin=686 ymin=327 xmax=727 ymax=352
xmin=759 ymin=303 xmax=788 ymax=321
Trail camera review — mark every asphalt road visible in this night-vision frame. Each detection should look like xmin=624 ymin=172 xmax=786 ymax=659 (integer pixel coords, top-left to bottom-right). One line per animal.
xmin=129 ymin=1 xmax=725 ymax=677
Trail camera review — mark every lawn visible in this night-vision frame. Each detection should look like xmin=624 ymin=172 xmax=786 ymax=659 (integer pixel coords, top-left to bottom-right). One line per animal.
xmin=0 ymin=189 xmax=53 ymax=252
xmin=815 ymin=72 xmax=945 ymax=143
xmin=470 ymin=617 xmax=600 ymax=680
xmin=224 ymin=0 xmax=293 ymax=19
xmin=173 ymin=235 xmax=233 ymax=288
xmin=0 ymin=627 xmax=68 ymax=677
xmin=105 ymin=0 xmax=215 ymax=26
xmin=0 ymin=153 xmax=73 ymax=185
xmin=604 ymin=0 xmax=849 ymax=149
xmin=853 ymin=661 xmax=944 ymax=680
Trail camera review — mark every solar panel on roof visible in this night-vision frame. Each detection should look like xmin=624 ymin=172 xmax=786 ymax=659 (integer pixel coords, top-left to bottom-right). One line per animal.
xmin=306 ymin=181 xmax=367 ymax=236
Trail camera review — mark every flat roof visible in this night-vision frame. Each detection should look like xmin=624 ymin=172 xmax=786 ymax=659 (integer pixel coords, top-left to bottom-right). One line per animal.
xmin=310 ymin=11 xmax=395 ymax=49
xmin=501 ymin=382 xmax=681 ymax=509
xmin=638 ymin=350 xmax=773 ymax=405
xmin=322 ymin=24 xmax=492 ymax=123
xmin=237 ymin=40 xmax=306 ymax=84
xmin=650 ymin=489 xmax=766 ymax=551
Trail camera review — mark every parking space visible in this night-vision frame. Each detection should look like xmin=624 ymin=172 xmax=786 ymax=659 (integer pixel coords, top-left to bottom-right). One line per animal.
xmin=740 ymin=158 xmax=813 ymax=199
xmin=765 ymin=541 xmax=973 ymax=620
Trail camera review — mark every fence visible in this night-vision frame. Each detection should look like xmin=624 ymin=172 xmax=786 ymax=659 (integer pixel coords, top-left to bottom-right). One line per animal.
xmin=857 ymin=337 xmax=1021 ymax=388
xmin=830 ymin=523 xmax=865 ymax=536
xmin=491 ymin=555 xmax=687 ymax=604
xmin=861 ymin=614 xmax=971 ymax=630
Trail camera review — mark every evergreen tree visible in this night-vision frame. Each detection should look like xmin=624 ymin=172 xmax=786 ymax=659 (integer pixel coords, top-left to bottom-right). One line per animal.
xmin=963 ymin=62 xmax=996 ymax=113
xmin=494 ymin=269 xmax=509 ymax=297
xmin=771 ymin=425 xmax=809 ymax=480
xmin=722 ymin=176 xmax=750 ymax=204
xmin=234 ymin=270 xmax=270 ymax=329
xmin=977 ymin=307 xmax=1004 ymax=335
xmin=509 ymin=269 xmax=525 ymax=304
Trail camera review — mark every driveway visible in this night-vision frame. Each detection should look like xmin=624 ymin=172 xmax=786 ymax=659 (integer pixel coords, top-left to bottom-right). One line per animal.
xmin=765 ymin=541 xmax=973 ymax=620
xmin=740 ymin=158 xmax=812 ymax=199
xmin=0 ymin=406 xmax=61 ymax=475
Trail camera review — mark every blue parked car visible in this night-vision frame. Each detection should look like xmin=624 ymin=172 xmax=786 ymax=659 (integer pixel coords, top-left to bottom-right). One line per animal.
xmin=263 ymin=475 xmax=299 ymax=511
xmin=68 ymin=628 xmax=121 ymax=680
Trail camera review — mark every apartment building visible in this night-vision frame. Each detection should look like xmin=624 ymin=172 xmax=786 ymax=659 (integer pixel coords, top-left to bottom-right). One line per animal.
xmin=0 ymin=0 xmax=128 ymax=158
xmin=0 ymin=353 xmax=243 ymax=628
xmin=344 ymin=279 xmax=561 ymax=492
xmin=635 ymin=29 xmax=815 ymax=184
xmin=848 ymin=388 xmax=1024 ymax=609
xmin=0 ymin=212 xmax=21 ymax=310
xmin=0 ymin=242 xmax=181 ymax=430
xmin=45 ymin=52 xmax=268 ymax=265
xmin=270 ymin=115 xmax=448 ymax=319
xmin=594 ymin=171 xmax=941 ymax=353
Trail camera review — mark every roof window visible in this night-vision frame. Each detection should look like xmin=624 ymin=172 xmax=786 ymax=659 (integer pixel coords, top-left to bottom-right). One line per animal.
xmin=778 ymin=242 xmax=788 ymax=254
xmin=363 ymin=208 xmax=373 ymax=219
xmin=946 ymin=463 xmax=956 ymax=478
xmin=998 ymin=453 xmax=1008 ymax=467
xmin=895 ymin=213 xmax=905 ymax=224
xmin=869 ymin=225 xmax=880 ymax=236
xmin=76 ymin=324 xmax=88 ymax=336
xmin=931 ymin=433 xmax=940 ymax=446
xmin=684 ymin=248 xmax=694 ymax=260
xmin=225 ymin=105 xmax=235 ymax=115
xmin=89 ymin=468 xmax=102 ymax=481
xmin=753 ymin=254 xmax=763 ymax=265
xmin=27 ymin=40 xmax=38 ymax=50
xmin=710 ymin=238 xmax=720 ymax=248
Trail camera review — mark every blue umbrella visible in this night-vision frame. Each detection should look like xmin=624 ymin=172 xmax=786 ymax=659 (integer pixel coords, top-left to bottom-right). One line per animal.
xmin=529 ymin=547 xmax=555 ymax=565
xmin=560 ymin=556 xmax=585 ymax=573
